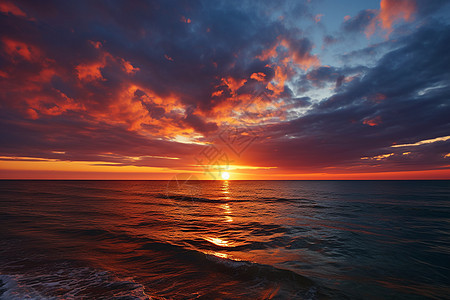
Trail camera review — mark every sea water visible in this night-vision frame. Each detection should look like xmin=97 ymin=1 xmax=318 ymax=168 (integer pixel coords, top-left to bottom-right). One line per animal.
xmin=0 ymin=180 xmax=449 ymax=299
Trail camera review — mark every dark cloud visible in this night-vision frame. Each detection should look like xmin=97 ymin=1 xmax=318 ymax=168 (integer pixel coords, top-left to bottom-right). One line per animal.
xmin=184 ymin=109 xmax=219 ymax=135
xmin=322 ymin=35 xmax=337 ymax=46
xmin=248 ymin=23 xmax=450 ymax=172
xmin=415 ymin=0 xmax=450 ymax=18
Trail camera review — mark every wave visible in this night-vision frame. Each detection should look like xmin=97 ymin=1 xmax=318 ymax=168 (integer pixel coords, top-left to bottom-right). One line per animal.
xmin=160 ymin=193 xmax=226 ymax=203
xmin=0 ymin=234 xmax=335 ymax=300
xmin=135 ymin=240 xmax=330 ymax=299
xmin=0 ymin=270 xmax=154 ymax=300
xmin=159 ymin=193 xmax=310 ymax=204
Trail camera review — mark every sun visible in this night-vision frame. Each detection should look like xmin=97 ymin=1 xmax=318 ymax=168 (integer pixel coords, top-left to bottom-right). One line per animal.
xmin=221 ymin=171 xmax=230 ymax=180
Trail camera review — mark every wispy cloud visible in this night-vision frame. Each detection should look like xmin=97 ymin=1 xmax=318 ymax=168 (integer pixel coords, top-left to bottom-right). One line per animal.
xmin=391 ymin=136 xmax=450 ymax=148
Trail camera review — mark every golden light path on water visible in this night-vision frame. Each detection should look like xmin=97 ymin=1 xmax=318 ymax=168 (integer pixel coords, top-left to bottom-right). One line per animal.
xmin=202 ymin=180 xmax=238 ymax=260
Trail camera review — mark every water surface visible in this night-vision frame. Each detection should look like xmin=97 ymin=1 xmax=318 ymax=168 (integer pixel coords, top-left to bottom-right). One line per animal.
xmin=0 ymin=180 xmax=449 ymax=299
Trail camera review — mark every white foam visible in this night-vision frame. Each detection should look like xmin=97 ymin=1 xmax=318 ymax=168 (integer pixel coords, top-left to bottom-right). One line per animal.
xmin=0 ymin=274 xmax=50 ymax=300
xmin=0 ymin=268 xmax=153 ymax=300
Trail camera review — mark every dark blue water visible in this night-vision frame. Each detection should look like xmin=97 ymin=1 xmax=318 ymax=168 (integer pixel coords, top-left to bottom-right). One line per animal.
xmin=0 ymin=180 xmax=449 ymax=299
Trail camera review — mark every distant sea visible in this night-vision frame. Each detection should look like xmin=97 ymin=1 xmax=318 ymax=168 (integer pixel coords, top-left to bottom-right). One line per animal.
xmin=0 ymin=180 xmax=449 ymax=299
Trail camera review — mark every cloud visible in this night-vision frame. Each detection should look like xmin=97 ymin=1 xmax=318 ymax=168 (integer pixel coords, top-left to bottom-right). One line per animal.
xmin=364 ymin=0 xmax=417 ymax=38
xmin=0 ymin=1 xmax=314 ymax=166
xmin=305 ymin=66 xmax=341 ymax=88
xmin=322 ymin=35 xmax=338 ymax=47
xmin=183 ymin=109 xmax=219 ymax=136
xmin=343 ymin=0 xmax=450 ymax=40
xmin=391 ymin=135 xmax=450 ymax=147
xmin=342 ymin=9 xmax=378 ymax=33
xmin=378 ymin=0 xmax=416 ymax=34
xmin=2 ymin=38 xmax=40 ymax=61
xmin=314 ymin=14 xmax=324 ymax=23
xmin=244 ymin=23 xmax=450 ymax=173
xmin=0 ymin=1 xmax=30 ymax=19
xmin=343 ymin=0 xmax=417 ymax=38
xmin=363 ymin=116 xmax=382 ymax=127
xmin=0 ymin=0 xmax=449 ymax=177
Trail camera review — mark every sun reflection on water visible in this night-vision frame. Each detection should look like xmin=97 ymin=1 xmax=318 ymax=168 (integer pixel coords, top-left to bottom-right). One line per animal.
xmin=220 ymin=180 xmax=230 ymax=198
xmin=203 ymin=236 xmax=233 ymax=247
xmin=220 ymin=181 xmax=233 ymax=222
xmin=220 ymin=203 xmax=233 ymax=222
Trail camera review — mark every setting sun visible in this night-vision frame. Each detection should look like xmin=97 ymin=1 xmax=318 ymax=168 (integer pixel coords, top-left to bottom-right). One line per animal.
xmin=221 ymin=172 xmax=230 ymax=180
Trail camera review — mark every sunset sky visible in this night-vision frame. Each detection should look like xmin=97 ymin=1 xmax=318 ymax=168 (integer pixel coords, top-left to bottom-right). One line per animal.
xmin=1 ymin=0 xmax=449 ymax=180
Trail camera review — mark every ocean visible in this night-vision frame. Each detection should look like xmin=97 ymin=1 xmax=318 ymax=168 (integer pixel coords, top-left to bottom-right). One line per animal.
xmin=0 ymin=180 xmax=448 ymax=299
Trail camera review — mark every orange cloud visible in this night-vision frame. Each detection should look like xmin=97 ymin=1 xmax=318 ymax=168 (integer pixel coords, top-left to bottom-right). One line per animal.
xmin=221 ymin=76 xmax=247 ymax=93
xmin=209 ymin=80 xmax=288 ymax=127
xmin=1 ymin=38 xmax=177 ymax=131
xmin=257 ymin=43 xmax=278 ymax=62
xmin=288 ymin=51 xmax=319 ymax=71
xmin=84 ymin=83 xmax=195 ymax=137
xmin=366 ymin=0 xmax=416 ymax=38
xmin=103 ymin=86 xmax=151 ymax=131
xmin=76 ymin=42 xmax=138 ymax=81
xmin=250 ymin=72 xmax=266 ymax=82
xmin=76 ymin=62 xmax=104 ymax=81
xmin=211 ymin=90 xmax=223 ymax=97
xmin=254 ymin=37 xmax=319 ymax=99
xmin=267 ymin=66 xmax=287 ymax=96
xmin=1 ymin=37 xmax=223 ymax=140
xmin=379 ymin=0 xmax=415 ymax=33
xmin=0 ymin=39 xmax=88 ymax=120
xmin=121 ymin=59 xmax=139 ymax=74
xmin=258 ymin=38 xmax=319 ymax=71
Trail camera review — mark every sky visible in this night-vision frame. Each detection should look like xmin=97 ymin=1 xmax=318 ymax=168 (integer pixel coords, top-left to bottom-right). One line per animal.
xmin=0 ymin=0 xmax=449 ymax=180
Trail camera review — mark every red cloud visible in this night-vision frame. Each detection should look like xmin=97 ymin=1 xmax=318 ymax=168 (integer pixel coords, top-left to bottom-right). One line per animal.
xmin=76 ymin=62 xmax=104 ymax=81
xmin=164 ymin=54 xmax=174 ymax=61
xmin=363 ymin=116 xmax=382 ymax=126
xmin=0 ymin=1 xmax=29 ymax=19
xmin=2 ymin=38 xmax=40 ymax=61
xmin=89 ymin=40 xmax=102 ymax=49
xmin=25 ymin=92 xmax=84 ymax=119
